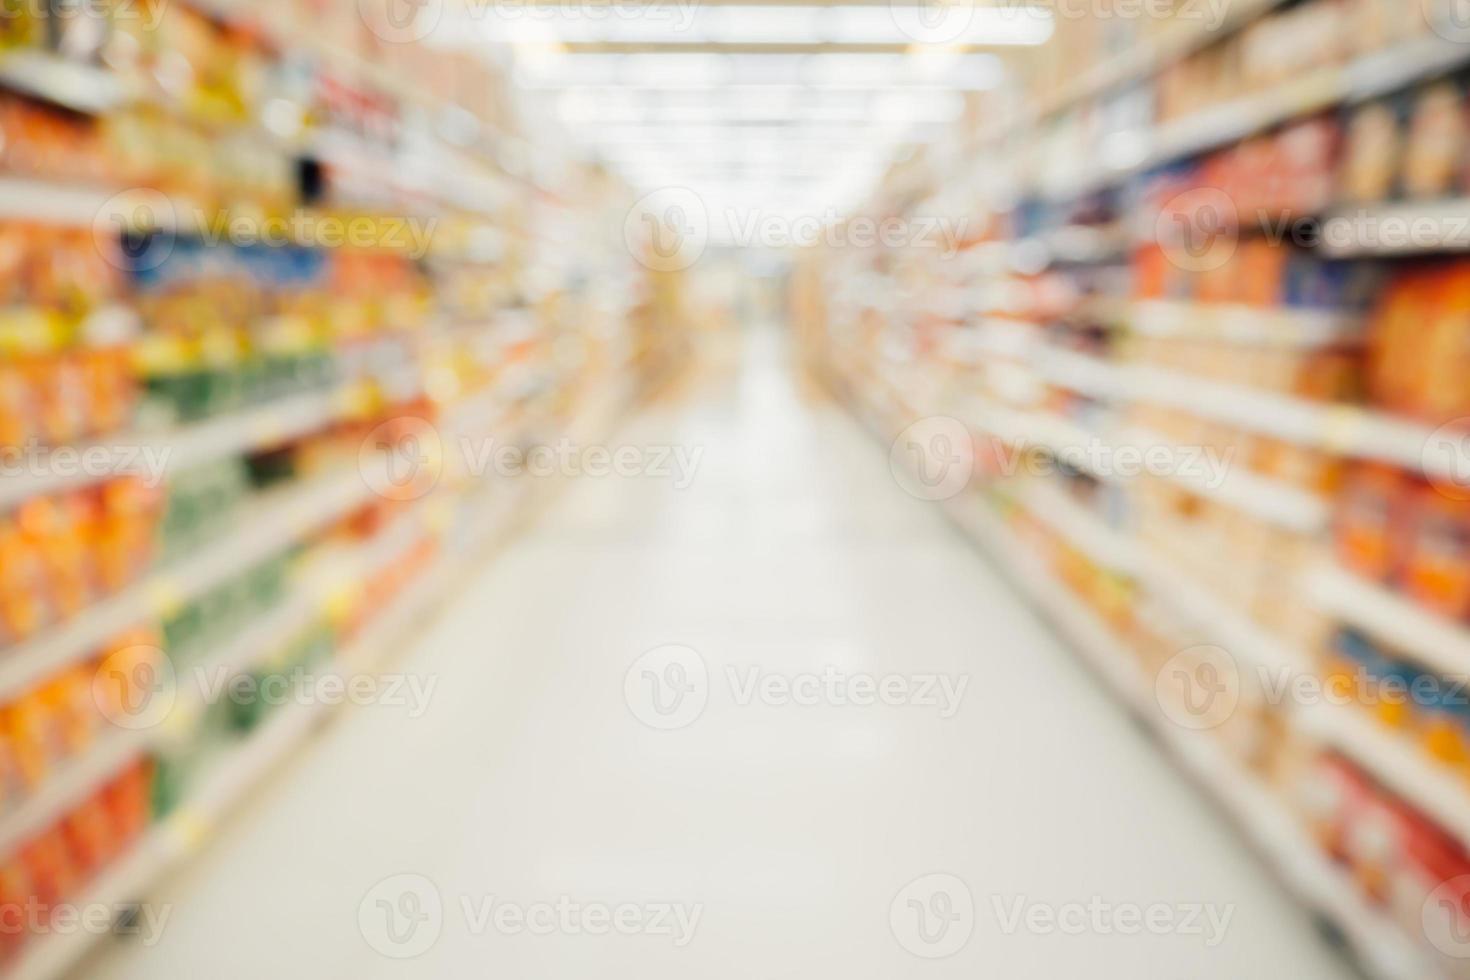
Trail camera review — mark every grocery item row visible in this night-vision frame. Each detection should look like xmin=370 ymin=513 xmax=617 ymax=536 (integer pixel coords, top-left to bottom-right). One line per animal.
xmin=1020 ymin=0 xmax=1466 ymax=200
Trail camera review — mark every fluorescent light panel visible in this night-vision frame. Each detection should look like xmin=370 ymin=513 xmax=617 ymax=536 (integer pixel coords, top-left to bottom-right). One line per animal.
xmin=481 ymin=5 xmax=1051 ymax=45
xmin=556 ymin=89 xmax=965 ymax=124
xmin=514 ymin=51 xmax=1003 ymax=89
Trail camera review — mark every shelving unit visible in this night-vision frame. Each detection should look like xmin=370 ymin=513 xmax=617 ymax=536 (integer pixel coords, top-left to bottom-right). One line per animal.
xmin=1038 ymin=32 xmax=1470 ymax=201
xmin=968 ymin=398 xmax=1329 ymax=533
xmin=0 ymin=373 xmax=633 ymax=980
xmin=1297 ymin=704 xmax=1470 ymax=857
xmin=0 ymin=466 xmax=369 ymax=703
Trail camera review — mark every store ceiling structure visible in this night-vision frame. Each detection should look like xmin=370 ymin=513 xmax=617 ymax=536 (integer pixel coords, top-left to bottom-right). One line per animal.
xmin=441 ymin=1 xmax=1052 ymax=239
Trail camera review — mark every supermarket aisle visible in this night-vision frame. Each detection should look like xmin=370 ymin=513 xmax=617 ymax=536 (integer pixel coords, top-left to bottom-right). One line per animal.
xmin=88 ymin=327 xmax=1350 ymax=979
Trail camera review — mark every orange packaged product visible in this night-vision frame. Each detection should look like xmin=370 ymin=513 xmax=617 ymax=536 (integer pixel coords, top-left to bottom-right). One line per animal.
xmin=1419 ymin=263 xmax=1470 ymax=424
xmin=1195 ymin=255 xmax=1236 ymax=306
xmin=60 ymin=797 xmax=115 ymax=878
xmin=100 ymin=761 xmax=151 ymax=843
xmin=0 ymin=859 xmax=30 ymax=961
xmin=0 ymin=519 xmax=51 ymax=646
xmin=92 ymin=631 xmax=162 ymax=733
xmin=19 ymin=831 xmax=77 ymax=915
xmin=0 ymin=362 xmax=32 ymax=448
xmin=1131 ymin=245 xmax=1172 ymax=301
xmin=1237 ymin=239 xmax=1288 ymax=308
xmin=15 ymin=496 xmax=90 ymax=620
xmin=1367 ymin=267 xmax=1434 ymax=415
xmin=96 ymin=479 xmax=162 ymax=592
xmin=22 ymin=355 xmax=87 ymax=447
xmin=0 ymin=693 xmax=58 ymax=793
xmin=1400 ymin=488 xmax=1470 ymax=620
xmin=37 ymin=667 xmax=96 ymax=758
xmin=1334 ymin=464 xmax=1406 ymax=582
xmin=78 ymin=347 xmax=136 ymax=438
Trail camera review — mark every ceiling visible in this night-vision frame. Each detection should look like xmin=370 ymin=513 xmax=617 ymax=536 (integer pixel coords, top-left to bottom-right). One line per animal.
xmin=434 ymin=1 xmax=1053 ymax=242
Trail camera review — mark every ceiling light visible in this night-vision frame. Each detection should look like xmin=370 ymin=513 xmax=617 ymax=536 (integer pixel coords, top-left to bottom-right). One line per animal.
xmin=479 ymin=4 xmax=1050 ymax=46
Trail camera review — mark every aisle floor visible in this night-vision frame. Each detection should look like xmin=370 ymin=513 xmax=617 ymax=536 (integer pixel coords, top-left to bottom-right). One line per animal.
xmin=89 ymin=328 xmax=1352 ymax=979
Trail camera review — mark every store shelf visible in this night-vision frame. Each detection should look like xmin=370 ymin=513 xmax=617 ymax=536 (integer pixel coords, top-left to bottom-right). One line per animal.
xmin=1298 ymin=702 xmax=1470 ymax=857
xmin=0 ymin=489 xmax=511 ymax=980
xmin=970 ymin=402 xmax=1127 ymax=484
xmin=3 ymin=685 xmax=332 ymax=980
xmin=1038 ymin=349 xmax=1461 ymax=481
xmin=1130 ymin=301 xmax=1364 ymax=349
xmin=1319 ymin=199 xmax=1470 ymax=258
xmin=0 ymin=574 xmax=327 ymax=862
xmin=1020 ymin=482 xmax=1139 ymax=576
xmin=972 ymin=398 xmax=1328 ymax=533
xmin=1306 ymin=564 xmax=1470 ymax=678
xmin=1042 ymin=33 xmax=1470 ymax=201
xmin=1164 ymin=711 xmax=1434 ymax=980
xmin=0 ymin=177 xmax=124 ymax=226
xmin=938 ymin=488 xmax=1436 ymax=980
xmin=1123 ymin=427 xmax=1330 ymax=534
xmin=0 ymin=388 xmax=355 ymax=512
xmin=1132 ymin=548 xmax=1309 ymax=676
xmin=844 ymin=366 xmax=1449 ymax=978
xmin=1016 ymin=0 xmax=1290 ymax=135
xmin=0 ymin=466 xmax=373 ymax=705
xmin=0 ymin=51 xmax=134 ymax=115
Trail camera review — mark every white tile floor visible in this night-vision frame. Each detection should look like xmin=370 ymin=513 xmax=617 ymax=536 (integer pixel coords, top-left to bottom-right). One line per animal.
xmin=86 ymin=327 xmax=1352 ymax=979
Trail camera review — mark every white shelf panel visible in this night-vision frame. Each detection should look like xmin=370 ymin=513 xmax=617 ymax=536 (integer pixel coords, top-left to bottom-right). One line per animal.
xmin=971 ymin=396 xmax=1327 ymax=533
xmin=1131 ymin=301 xmax=1364 ymax=349
xmin=0 ymin=51 xmax=133 ymax=115
xmin=1123 ymin=427 xmax=1330 ymax=534
xmin=1020 ymin=482 xmax=1139 ymax=576
xmin=1037 ymin=350 xmax=1459 ymax=481
xmin=0 ymin=177 xmax=123 ymax=226
xmin=1320 ymin=199 xmax=1470 ymax=258
xmin=0 ymin=389 xmax=342 ymax=512
xmin=1307 ymin=564 xmax=1470 ymax=677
